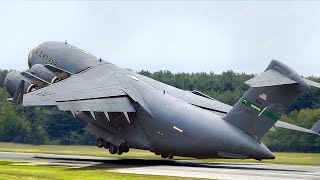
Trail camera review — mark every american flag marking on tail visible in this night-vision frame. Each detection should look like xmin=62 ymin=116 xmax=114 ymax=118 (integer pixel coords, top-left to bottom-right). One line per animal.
xmin=259 ymin=93 xmax=267 ymax=100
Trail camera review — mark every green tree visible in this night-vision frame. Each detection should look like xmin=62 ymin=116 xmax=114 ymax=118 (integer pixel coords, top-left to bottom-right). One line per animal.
xmin=263 ymin=109 xmax=320 ymax=152
xmin=0 ymin=88 xmax=31 ymax=143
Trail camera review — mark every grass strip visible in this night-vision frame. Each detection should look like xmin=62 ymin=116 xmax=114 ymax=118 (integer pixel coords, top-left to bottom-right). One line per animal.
xmin=0 ymin=161 xmax=199 ymax=180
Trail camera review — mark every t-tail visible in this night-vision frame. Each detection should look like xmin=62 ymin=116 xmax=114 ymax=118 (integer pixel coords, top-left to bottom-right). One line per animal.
xmin=223 ymin=60 xmax=320 ymax=140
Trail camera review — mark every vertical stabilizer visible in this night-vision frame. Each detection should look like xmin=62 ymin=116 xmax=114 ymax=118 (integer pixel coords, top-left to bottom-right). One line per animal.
xmin=223 ymin=60 xmax=310 ymax=139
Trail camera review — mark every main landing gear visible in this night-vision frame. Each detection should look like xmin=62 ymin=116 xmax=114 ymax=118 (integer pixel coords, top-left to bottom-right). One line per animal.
xmin=154 ymin=152 xmax=174 ymax=159
xmin=96 ymin=137 xmax=129 ymax=155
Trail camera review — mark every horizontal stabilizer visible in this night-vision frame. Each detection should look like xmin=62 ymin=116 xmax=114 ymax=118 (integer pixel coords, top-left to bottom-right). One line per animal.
xmin=274 ymin=120 xmax=320 ymax=136
xmin=245 ymin=69 xmax=297 ymax=87
xmin=270 ymin=126 xmax=276 ymax=132
xmin=311 ymin=120 xmax=320 ymax=134
xmin=303 ymin=78 xmax=320 ymax=89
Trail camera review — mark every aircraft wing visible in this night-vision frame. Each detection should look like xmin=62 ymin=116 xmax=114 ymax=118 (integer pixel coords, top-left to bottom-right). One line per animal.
xmin=21 ymin=63 xmax=149 ymax=117
xmin=273 ymin=120 xmax=320 ymax=135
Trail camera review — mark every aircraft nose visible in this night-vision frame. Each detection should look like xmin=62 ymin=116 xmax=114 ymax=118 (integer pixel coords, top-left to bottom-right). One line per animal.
xmin=28 ymin=47 xmax=37 ymax=68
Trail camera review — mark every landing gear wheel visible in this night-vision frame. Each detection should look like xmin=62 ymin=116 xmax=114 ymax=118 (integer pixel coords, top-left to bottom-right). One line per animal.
xmin=104 ymin=141 xmax=110 ymax=149
xmin=155 ymin=152 xmax=160 ymax=156
xmin=96 ymin=137 xmax=104 ymax=148
xmin=161 ymin=154 xmax=168 ymax=158
xmin=109 ymin=144 xmax=117 ymax=154
xmin=168 ymin=155 xmax=173 ymax=159
xmin=123 ymin=146 xmax=129 ymax=153
xmin=117 ymin=147 xmax=123 ymax=155
xmin=117 ymin=146 xmax=128 ymax=155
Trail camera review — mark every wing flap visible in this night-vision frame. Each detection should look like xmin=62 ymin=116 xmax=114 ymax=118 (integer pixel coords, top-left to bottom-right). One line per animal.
xmin=54 ymin=85 xmax=127 ymax=102
xmin=22 ymin=98 xmax=57 ymax=106
xmin=57 ymin=96 xmax=136 ymax=113
xmin=245 ymin=69 xmax=298 ymax=87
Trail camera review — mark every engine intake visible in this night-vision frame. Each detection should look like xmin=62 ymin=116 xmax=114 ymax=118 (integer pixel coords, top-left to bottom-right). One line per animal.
xmin=30 ymin=64 xmax=59 ymax=84
xmin=4 ymin=71 xmax=36 ymax=97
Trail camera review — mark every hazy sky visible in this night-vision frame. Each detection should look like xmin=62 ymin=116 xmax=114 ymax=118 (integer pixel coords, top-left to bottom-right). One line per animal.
xmin=1 ymin=1 xmax=320 ymax=76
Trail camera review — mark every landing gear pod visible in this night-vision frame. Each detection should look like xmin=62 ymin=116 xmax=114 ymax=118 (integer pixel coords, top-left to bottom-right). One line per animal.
xmin=30 ymin=64 xmax=59 ymax=84
xmin=4 ymin=71 xmax=36 ymax=97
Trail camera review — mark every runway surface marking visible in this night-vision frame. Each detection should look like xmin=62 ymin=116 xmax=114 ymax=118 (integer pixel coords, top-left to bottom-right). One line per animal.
xmin=0 ymin=152 xmax=319 ymax=180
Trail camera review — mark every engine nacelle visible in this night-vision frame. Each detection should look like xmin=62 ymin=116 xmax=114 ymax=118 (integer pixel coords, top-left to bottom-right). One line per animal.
xmin=30 ymin=64 xmax=59 ymax=84
xmin=4 ymin=71 xmax=36 ymax=97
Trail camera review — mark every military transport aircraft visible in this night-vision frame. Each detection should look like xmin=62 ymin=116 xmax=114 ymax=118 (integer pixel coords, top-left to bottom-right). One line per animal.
xmin=4 ymin=41 xmax=320 ymax=160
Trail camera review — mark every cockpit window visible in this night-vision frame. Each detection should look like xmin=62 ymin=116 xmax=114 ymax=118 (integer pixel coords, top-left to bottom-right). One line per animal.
xmin=29 ymin=51 xmax=32 ymax=59
xmin=28 ymin=58 xmax=32 ymax=68
xmin=28 ymin=51 xmax=33 ymax=68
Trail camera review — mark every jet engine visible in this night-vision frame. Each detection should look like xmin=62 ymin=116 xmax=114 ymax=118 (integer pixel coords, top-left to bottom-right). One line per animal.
xmin=4 ymin=71 xmax=36 ymax=97
xmin=30 ymin=64 xmax=59 ymax=84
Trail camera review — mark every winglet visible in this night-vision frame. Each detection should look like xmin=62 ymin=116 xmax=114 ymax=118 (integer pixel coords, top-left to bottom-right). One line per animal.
xmin=12 ymin=80 xmax=25 ymax=105
xmin=311 ymin=120 xmax=320 ymax=134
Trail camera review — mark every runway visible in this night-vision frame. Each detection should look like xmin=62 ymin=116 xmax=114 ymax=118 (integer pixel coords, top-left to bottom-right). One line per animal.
xmin=0 ymin=152 xmax=319 ymax=180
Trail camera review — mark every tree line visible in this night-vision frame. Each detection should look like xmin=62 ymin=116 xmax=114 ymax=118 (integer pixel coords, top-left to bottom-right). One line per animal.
xmin=0 ymin=69 xmax=319 ymax=152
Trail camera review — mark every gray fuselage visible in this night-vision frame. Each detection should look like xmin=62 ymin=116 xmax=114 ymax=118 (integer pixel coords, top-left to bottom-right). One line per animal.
xmin=26 ymin=41 xmax=275 ymax=160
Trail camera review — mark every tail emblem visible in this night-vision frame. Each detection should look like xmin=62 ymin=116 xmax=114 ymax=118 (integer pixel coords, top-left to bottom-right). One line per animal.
xmin=242 ymin=99 xmax=280 ymax=121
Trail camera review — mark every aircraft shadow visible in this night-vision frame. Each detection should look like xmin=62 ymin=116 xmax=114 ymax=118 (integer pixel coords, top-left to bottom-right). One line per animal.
xmin=34 ymin=156 xmax=308 ymax=173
